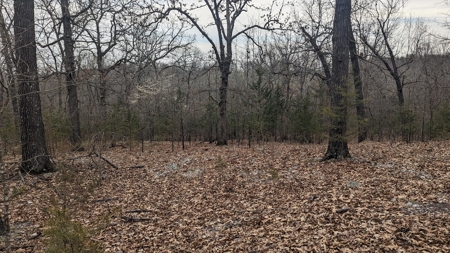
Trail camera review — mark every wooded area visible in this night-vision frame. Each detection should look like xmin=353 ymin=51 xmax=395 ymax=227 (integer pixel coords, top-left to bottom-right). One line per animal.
xmin=0 ymin=0 xmax=449 ymax=159
xmin=0 ymin=0 xmax=450 ymax=251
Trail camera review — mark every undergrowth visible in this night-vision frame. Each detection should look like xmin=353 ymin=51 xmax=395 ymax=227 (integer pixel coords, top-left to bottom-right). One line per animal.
xmin=43 ymin=164 xmax=104 ymax=253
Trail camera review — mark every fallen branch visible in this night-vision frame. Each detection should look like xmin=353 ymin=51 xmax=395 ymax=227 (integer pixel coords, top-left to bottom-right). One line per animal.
xmin=127 ymin=165 xmax=145 ymax=169
xmin=67 ymin=152 xmax=120 ymax=169
xmin=336 ymin=208 xmax=350 ymax=214
xmin=92 ymin=197 xmax=119 ymax=203
xmin=88 ymin=151 xmax=119 ymax=169
xmin=125 ymin=209 xmax=153 ymax=213
xmin=91 ymin=152 xmax=119 ymax=169
xmin=121 ymin=216 xmax=153 ymax=222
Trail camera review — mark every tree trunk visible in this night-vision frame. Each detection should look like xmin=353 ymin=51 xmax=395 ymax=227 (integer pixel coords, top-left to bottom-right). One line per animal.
xmin=61 ymin=0 xmax=82 ymax=148
xmin=217 ymin=61 xmax=230 ymax=146
xmin=394 ymin=77 xmax=404 ymax=106
xmin=98 ymin=59 xmax=107 ymax=120
xmin=216 ymin=0 xmax=232 ymax=146
xmin=282 ymin=70 xmax=292 ymax=141
xmin=0 ymin=72 xmax=3 ymax=108
xmin=349 ymin=26 xmax=367 ymax=143
xmin=323 ymin=0 xmax=351 ymax=160
xmin=14 ymin=0 xmax=54 ymax=173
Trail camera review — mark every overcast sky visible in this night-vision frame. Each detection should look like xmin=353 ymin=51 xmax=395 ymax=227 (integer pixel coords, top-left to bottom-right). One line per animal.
xmin=190 ymin=0 xmax=449 ymax=52
xmin=405 ymin=0 xmax=447 ymax=20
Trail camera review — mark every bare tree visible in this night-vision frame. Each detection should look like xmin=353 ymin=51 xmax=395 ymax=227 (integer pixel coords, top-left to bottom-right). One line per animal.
xmin=14 ymin=0 xmax=53 ymax=173
xmin=61 ymin=0 xmax=85 ymax=148
xmin=35 ymin=0 xmax=93 ymax=148
xmin=296 ymin=0 xmax=334 ymax=89
xmin=158 ymin=0 xmax=284 ymax=145
xmin=323 ymin=0 xmax=351 ymax=159
xmin=355 ymin=0 xmax=420 ymax=106
xmin=349 ymin=23 xmax=367 ymax=142
xmin=78 ymin=0 xmax=132 ymax=120
xmin=0 ymin=0 xmax=19 ymax=123
xmin=296 ymin=0 xmax=367 ymax=143
xmin=262 ymin=30 xmax=308 ymax=140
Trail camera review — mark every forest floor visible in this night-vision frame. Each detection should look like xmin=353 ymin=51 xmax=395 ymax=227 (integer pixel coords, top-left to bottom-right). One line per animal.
xmin=1 ymin=141 xmax=449 ymax=252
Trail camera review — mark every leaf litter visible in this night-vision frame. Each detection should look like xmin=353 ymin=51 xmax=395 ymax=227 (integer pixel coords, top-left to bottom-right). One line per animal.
xmin=1 ymin=141 xmax=449 ymax=252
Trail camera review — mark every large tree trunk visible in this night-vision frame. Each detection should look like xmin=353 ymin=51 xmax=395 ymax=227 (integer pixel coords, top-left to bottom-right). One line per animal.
xmin=14 ymin=0 xmax=54 ymax=173
xmin=217 ymin=61 xmax=230 ymax=146
xmin=323 ymin=0 xmax=351 ymax=160
xmin=61 ymin=0 xmax=82 ymax=148
xmin=349 ymin=26 xmax=367 ymax=143
xmin=216 ymin=0 xmax=232 ymax=146
xmin=394 ymin=76 xmax=404 ymax=106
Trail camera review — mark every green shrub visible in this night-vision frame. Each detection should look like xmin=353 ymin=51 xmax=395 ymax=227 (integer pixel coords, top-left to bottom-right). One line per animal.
xmin=394 ymin=105 xmax=418 ymax=142
xmin=94 ymin=103 xmax=144 ymax=145
xmin=289 ymin=96 xmax=324 ymax=143
xmin=199 ymin=101 xmax=217 ymax=142
xmin=214 ymin=155 xmax=227 ymax=171
xmin=246 ymin=68 xmax=285 ymax=140
xmin=153 ymin=114 xmax=177 ymax=141
xmin=429 ymin=101 xmax=450 ymax=139
xmin=44 ymin=205 xmax=102 ymax=253
xmin=43 ymin=165 xmax=102 ymax=253
xmin=44 ymin=109 xmax=72 ymax=143
xmin=42 ymin=109 xmax=73 ymax=152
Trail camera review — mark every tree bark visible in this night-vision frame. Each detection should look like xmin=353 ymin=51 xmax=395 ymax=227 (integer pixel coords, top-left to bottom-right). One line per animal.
xmin=323 ymin=0 xmax=351 ymax=160
xmin=14 ymin=0 xmax=54 ymax=173
xmin=349 ymin=26 xmax=367 ymax=143
xmin=216 ymin=0 xmax=232 ymax=146
xmin=217 ymin=61 xmax=230 ymax=146
xmin=394 ymin=76 xmax=404 ymax=106
xmin=0 ymin=72 xmax=3 ymax=108
xmin=61 ymin=0 xmax=82 ymax=148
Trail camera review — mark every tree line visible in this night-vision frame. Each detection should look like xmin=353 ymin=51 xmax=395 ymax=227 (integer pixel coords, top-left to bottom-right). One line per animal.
xmin=1 ymin=0 xmax=450 ymax=173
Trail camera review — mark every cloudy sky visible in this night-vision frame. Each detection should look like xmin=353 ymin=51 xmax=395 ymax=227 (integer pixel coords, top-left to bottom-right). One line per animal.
xmin=405 ymin=0 xmax=446 ymax=19
xmin=400 ymin=0 xmax=448 ymax=34
xmin=190 ymin=0 xmax=449 ymax=52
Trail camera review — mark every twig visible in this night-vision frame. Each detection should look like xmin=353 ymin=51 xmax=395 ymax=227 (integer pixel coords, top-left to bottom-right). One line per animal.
xmin=121 ymin=216 xmax=153 ymax=222
xmin=67 ymin=152 xmax=120 ymax=169
xmin=91 ymin=197 xmax=119 ymax=203
xmin=336 ymin=208 xmax=350 ymax=214
xmin=127 ymin=165 xmax=145 ymax=169
xmin=125 ymin=209 xmax=153 ymax=213
xmin=92 ymin=152 xmax=119 ymax=169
